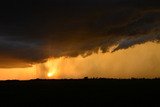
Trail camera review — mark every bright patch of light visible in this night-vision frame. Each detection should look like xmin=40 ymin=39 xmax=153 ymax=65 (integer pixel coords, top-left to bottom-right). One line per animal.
xmin=47 ymin=72 xmax=54 ymax=77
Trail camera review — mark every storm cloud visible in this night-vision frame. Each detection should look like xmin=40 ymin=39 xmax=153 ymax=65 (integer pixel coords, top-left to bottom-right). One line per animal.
xmin=0 ymin=0 xmax=160 ymax=67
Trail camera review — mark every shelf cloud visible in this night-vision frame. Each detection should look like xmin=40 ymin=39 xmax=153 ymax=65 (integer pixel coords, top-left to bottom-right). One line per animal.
xmin=0 ymin=0 xmax=160 ymax=67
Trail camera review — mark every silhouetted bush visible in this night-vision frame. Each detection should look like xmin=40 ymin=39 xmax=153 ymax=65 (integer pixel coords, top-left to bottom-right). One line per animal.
xmin=83 ymin=77 xmax=88 ymax=79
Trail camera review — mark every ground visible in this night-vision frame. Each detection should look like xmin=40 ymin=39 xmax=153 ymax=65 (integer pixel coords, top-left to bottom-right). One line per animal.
xmin=0 ymin=78 xmax=159 ymax=106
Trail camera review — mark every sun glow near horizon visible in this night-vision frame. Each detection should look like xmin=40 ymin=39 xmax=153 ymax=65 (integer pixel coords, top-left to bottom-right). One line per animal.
xmin=38 ymin=42 xmax=160 ymax=79
xmin=47 ymin=72 xmax=55 ymax=77
xmin=36 ymin=58 xmax=60 ymax=79
xmin=0 ymin=42 xmax=160 ymax=80
xmin=47 ymin=66 xmax=58 ymax=78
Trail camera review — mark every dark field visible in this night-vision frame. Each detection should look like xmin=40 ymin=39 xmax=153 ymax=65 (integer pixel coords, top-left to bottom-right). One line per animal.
xmin=0 ymin=78 xmax=160 ymax=106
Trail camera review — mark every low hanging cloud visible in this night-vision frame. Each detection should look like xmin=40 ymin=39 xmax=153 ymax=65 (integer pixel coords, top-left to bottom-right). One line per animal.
xmin=0 ymin=0 xmax=160 ymax=68
xmin=112 ymin=34 xmax=160 ymax=52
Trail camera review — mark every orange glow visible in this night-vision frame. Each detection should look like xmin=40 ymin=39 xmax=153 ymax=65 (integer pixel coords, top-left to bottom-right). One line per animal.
xmin=0 ymin=66 xmax=37 ymax=80
xmin=40 ymin=42 xmax=160 ymax=79
xmin=0 ymin=42 xmax=160 ymax=80
xmin=36 ymin=59 xmax=60 ymax=79
xmin=47 ymin=72 xmax=54 ymax=77
xmin=47 ymin=68 xmax=57 ymax=78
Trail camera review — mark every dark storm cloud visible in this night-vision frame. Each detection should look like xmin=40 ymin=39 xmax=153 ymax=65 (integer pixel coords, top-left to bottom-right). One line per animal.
xmin=0 ymin=0 xmax=160 ymax=67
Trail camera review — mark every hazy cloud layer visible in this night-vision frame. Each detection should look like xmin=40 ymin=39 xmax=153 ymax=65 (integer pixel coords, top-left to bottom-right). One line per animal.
xmin=0 ymin=0 xmax=160 ymax=67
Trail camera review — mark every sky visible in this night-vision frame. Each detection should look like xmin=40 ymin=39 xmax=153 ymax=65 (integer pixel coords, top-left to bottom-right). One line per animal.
xmin=0 ymin=0 xmax=160 ymax=80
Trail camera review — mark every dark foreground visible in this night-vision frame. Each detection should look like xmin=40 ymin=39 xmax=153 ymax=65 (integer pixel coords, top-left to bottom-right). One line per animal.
xmin=0 ymin=79 xmax=160 ymax=107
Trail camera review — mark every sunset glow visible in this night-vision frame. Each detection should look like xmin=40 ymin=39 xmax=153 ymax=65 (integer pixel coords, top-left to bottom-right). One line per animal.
xmin=47 ymin=72 xmax=54 ymax=77
xmin=0 ymin=42 xmax=160 ymax=80
xmin=1 ymin=1 xmax=160 ymax=106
